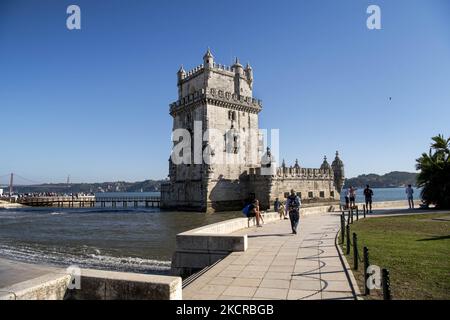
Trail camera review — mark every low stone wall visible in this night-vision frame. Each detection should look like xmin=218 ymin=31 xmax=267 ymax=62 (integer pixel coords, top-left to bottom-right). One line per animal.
xmin=300 ymin=205 xmax=337 ymax=216
xmin=0 ymin=273 xmax=71 ymax=300
xmin=66 ymin=269 xmax=182 ymax=300
xmin=0 ymin=269 xmax=182 ymax=300
xmin=355 ymin=199 xmax=421 ymax=210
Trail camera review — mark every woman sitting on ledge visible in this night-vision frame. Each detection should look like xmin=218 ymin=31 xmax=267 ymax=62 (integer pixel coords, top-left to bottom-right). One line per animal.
xmin=248 ymin=199 xmax=264 ymax=227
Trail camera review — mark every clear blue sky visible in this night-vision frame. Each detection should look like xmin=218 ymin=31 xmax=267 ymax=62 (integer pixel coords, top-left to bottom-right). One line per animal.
xmin=0 ymin=0 xmax=449 ymax=184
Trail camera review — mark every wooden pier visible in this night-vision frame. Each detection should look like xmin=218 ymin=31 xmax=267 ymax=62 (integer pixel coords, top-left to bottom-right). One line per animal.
xmin=16 ymin=195 xmax=161 ymax=208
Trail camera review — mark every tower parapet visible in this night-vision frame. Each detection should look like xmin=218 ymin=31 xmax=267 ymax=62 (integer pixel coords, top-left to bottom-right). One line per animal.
xmin=169 ymin=88 xmax=262 ymax=116
xmin=177 ymin=49 xmax=254 ymax=99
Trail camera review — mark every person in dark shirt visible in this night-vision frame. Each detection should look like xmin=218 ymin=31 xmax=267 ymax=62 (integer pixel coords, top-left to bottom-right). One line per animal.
xmin=363 ymin=185 xmax=374 ymax=213
xmin=286 ymin=189 xmax=301 ymax=234
xmin=274 ymin=198 xmax=281 ymax=212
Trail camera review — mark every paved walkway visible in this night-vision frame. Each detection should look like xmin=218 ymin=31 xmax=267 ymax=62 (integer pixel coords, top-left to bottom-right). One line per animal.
xmin=0 ymin=258 xmax=61 ymax=289
xmin=183 ymin=212 xmax=356 ymax=300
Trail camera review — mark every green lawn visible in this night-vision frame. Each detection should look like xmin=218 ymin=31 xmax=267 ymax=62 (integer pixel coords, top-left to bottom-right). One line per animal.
xmin=340 ymin=212 xmax=450 ymax=300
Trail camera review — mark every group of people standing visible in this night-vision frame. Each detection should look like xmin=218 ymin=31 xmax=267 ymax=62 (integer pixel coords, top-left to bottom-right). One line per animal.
xmin=345 ymin=184 xmax=416 ymax=211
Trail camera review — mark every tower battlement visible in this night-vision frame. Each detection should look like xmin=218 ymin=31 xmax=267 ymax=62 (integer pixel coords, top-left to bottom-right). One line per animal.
xmin=169 ymin=88 xmax=262 ymax=116
xmin=177 ymin=49 xmax=254 ymax=100
xmin=179 ymin=61 xmax=252 ymax=82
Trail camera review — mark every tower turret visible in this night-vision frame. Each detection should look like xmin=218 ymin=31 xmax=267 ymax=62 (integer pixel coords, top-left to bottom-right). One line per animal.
xmin=245 ymin=62 xmax=253 ymax=89
xmin=203 ymin=48 xmax=214 ymax=68
xmin=177 ymin=65 xmax=186 ymax=81
xmin=331 ymin=151 xmax=345 ymax=193
xmin=320 ymin=156 xmax=331 ymax=171
xmin=232 ymin=57 xmax=244 ymax=75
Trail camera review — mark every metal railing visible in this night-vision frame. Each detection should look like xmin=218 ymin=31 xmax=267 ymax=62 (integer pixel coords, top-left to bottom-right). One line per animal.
xmin=339 ymin=207 xmax=392 ymax=300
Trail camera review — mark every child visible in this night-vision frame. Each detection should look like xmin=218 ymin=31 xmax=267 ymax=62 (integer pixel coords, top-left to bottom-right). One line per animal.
xmin=278 ymin=203 xmax=285 ymax=220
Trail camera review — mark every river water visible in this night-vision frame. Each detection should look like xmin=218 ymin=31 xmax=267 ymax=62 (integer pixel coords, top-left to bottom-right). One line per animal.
xmin=0 ymin=188 xmax=420 ymax=275
xmin=0 ymin=206 xmax=240 ymax=274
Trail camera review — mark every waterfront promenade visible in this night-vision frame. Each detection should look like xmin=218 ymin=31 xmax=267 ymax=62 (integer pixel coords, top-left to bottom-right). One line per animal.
xmin=183 ymin=212 xmax=358 ymax=300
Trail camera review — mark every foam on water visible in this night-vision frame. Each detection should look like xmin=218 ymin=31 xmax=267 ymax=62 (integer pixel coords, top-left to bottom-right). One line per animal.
xmin=0 ymin=244 xmax=171 ymax=274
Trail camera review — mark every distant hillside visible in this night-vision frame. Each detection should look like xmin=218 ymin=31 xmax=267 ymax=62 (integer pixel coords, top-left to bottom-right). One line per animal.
xmin=344 ymin=171 xmax=418 ymax=189
xmin=14 ymin=179 xmax=166 ymax=194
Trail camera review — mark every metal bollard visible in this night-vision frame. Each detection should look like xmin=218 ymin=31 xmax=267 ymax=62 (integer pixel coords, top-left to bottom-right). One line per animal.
xmin=382 ymin=268 xmax=392 ymax=300
xmin=363 ymin=205 xmax=366 ymax=218
xmin=341 ymin=213 xmax=345 ymax=244
xmin=350 ymin=208 xmax=354 ymax=224
xmin=356 ymin=207 xmax=359 ymax=221
xmin=353 ymin=233 xmax=358 ymax=270
xmin=347 ymin=210 xmax=351 ymax=226
xmin=346 ymin=225 xmax=350 ymax=255
xmin=363 ymin=247 xmax=370 ymax=295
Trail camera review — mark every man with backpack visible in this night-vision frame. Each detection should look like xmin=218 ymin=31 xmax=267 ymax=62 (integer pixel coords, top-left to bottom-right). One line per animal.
xmin=286 ymin=189 xmax=301 ymax=234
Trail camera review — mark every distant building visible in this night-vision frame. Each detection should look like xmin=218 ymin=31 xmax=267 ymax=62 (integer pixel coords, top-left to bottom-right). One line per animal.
xmin=0 ymin=189 xmax=3 ymax=196
xmin=161 ymin=50 xmax=344 ymax=212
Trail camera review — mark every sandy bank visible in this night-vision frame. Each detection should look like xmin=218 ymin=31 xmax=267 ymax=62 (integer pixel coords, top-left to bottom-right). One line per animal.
xmin=0 ymin=200 xmax=24 ymax=209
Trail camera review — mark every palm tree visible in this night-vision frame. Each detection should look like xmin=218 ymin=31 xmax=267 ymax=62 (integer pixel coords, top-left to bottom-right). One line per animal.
xmin=416 ymin=135 xmax=450 ymax=209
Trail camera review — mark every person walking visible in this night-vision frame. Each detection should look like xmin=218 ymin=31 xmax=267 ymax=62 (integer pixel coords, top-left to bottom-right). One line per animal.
xmin=286 ymin=189 xmax=301 ymax=234
xmin=283 ymin=199 xmax=289 ymax=220
xmin=344 ymin=188 xmax=350 ymax=209
xmin=406 ymin=185 xmax=415 ymax=209
xmin=349 ymin=186 xmax=356 ymax=208
xmin=278 ymin=202 xmax=285 ymax=220
xmin=274 ymin=198 xmax=281 ymax=213
xmin=363 ymin=185 xmax=374 ymax=213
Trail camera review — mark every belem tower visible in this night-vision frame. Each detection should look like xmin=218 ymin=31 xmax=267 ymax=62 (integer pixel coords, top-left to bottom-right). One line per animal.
xmin=161 ymin=49 xmax=345 ymax=212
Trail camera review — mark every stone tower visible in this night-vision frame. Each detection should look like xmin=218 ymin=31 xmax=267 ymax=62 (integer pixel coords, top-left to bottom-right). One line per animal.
xmin=331 ymin=151 xmax=345 ymax=193
xmin=161 ymin=49 xmax=263 ymax=212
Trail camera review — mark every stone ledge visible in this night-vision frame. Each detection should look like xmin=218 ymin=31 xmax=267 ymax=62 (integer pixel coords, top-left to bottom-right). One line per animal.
xmin=0 ymin=269 xmax=182 ymax=300
xmin=0 ymin=273 xmax=71 ymax=300
xmin=354 ymin=200 xmax=421 ymax=209
xmin=66 ymin=269 xmax=182 ymax=300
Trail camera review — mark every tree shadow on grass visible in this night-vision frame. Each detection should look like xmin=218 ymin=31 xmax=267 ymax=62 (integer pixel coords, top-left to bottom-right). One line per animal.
xmin=417 ymin=235 xmax=450 ymax=241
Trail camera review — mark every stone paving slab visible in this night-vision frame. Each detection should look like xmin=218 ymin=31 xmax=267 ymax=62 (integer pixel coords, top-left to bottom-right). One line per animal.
xmin=183 ymin=212 xmax=357 ymax=300
xmin=0 ymin=258 xmax=62 ymax=289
